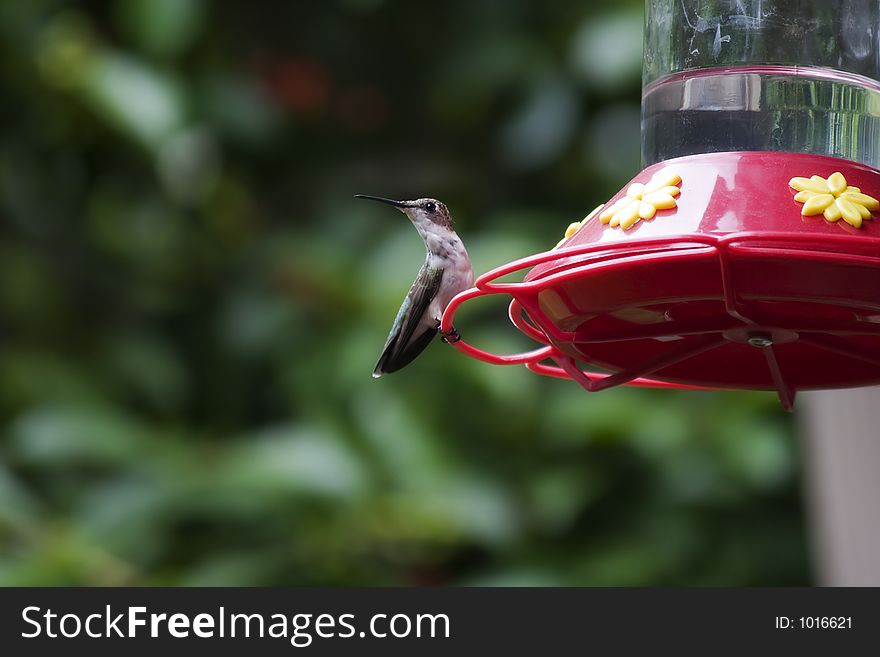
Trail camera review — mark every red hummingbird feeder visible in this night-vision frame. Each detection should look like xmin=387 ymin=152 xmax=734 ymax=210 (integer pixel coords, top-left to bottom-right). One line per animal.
xmin=441 ymin=0 xmax=880 ymax=410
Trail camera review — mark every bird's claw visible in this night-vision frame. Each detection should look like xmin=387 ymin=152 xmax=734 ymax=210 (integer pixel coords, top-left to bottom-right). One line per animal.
xmin=440 ymin=325 xmax=461 ymax=344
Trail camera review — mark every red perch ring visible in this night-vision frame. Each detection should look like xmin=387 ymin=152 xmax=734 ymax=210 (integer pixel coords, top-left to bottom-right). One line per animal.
xmin=441 ymin=151 xmax=880 ymax=410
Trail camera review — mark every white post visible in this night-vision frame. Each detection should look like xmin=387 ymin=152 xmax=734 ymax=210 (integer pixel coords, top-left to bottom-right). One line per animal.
xmin=800 ymin=388 xmax=880 ymax=586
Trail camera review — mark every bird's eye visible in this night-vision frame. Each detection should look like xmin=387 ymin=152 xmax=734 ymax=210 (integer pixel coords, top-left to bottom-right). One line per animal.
xmin=424 ymin=201 xmax=436 ymax=213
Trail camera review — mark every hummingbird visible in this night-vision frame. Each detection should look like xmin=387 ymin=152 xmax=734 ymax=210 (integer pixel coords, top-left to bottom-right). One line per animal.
xmin=355 ymin=195 xmax=474 ymax=378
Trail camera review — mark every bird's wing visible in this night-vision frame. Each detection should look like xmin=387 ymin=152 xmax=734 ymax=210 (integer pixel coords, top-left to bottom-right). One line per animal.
xmin=373 ymin=264 xmax=444 ymax=377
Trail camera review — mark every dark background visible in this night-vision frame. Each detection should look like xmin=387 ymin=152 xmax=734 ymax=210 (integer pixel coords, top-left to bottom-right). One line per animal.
xmin=0 ymin=0 xmax=806 ymax=585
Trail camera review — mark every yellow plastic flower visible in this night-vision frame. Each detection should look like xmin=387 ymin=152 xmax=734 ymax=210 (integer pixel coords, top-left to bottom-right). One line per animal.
xmin=789 ymin=172 xmax=879 ymax=228
xmin=598 ymin=168 xmax=682 ymax=230
xmin=555 ymin=204 xmax=603 ymax=248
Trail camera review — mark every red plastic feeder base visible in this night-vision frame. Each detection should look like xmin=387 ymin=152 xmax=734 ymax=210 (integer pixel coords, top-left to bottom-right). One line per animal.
xmin=441 ymin=151 xmax=880 ymax=411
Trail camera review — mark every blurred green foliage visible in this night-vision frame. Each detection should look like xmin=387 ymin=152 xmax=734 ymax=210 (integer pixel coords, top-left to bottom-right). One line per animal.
xmin=0 ymin=0 xmax=807 ymax=585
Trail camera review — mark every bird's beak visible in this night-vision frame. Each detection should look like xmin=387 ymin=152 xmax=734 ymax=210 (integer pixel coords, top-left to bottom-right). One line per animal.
xmin=354 ymin=194 xmax=409 ymax=208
